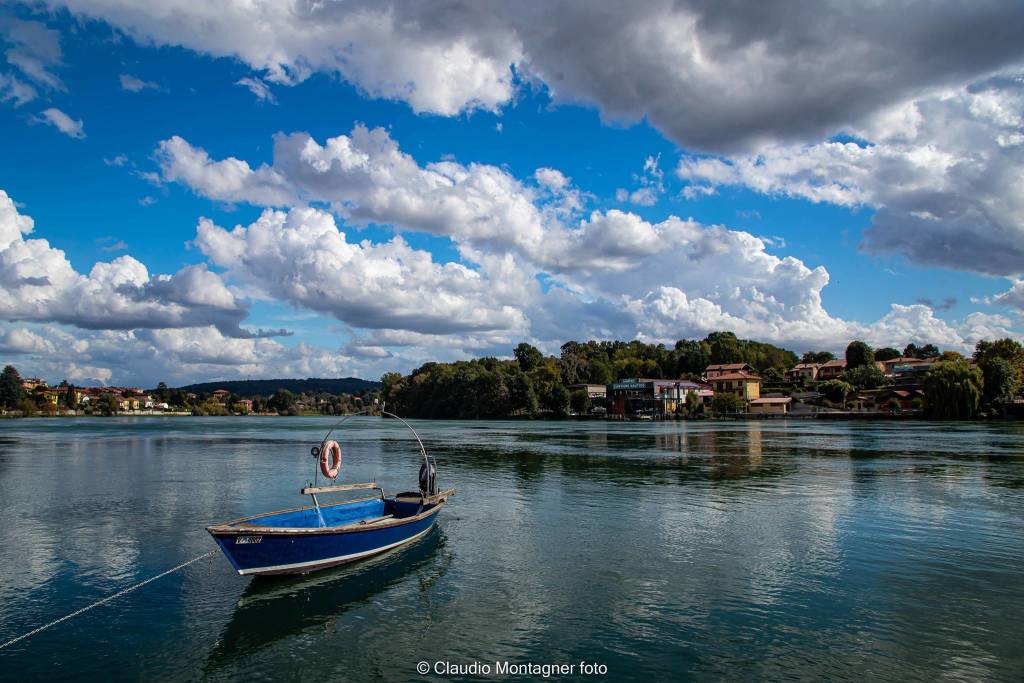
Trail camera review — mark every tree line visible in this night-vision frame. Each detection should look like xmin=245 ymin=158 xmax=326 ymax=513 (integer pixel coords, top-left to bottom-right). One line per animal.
xmin=381 ymin=332 xmax=801 ymax=419
xmin=4 ymin=332 xmax=1022 ymax=420
xmin=813 ymin=339 xmax=1021 ymax=419
xmin=381 ymin=333 xmax=1024 ymax=420
xmin=0 ymin=370 xmax=375 ymax=417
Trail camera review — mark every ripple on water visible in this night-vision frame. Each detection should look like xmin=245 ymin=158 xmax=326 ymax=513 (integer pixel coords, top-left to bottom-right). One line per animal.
xmin=0 ymin=417 xmax=1023 ymax=681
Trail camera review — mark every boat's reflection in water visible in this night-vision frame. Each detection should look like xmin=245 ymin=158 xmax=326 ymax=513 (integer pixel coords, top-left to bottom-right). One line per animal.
xmin=204 ymin=526 xmax=447 ymax=671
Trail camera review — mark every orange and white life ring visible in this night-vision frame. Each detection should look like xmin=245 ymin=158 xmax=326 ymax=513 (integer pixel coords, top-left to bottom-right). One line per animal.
xmin=319 ymin=440 xmax=342 ymax=478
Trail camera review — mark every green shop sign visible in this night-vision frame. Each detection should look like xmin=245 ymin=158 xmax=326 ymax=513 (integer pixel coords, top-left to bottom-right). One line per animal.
xmin=611 ymin=381 xmax=652 ymax=390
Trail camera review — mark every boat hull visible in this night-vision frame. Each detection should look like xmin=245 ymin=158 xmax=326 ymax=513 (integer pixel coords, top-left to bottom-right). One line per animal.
xmin=209 ymin=502 xmax=444 ymax=576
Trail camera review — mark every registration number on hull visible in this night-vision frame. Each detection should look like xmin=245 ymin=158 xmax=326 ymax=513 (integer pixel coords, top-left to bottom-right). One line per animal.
xmin=236 ymin=535 xmax=262 ymax=544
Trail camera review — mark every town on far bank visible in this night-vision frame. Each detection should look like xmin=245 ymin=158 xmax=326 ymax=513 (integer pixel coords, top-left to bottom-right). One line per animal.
xmin=1 ymin=331 xmax=1019 ymax=421
xmin=0 ymin=375 xmax=380 ymax=417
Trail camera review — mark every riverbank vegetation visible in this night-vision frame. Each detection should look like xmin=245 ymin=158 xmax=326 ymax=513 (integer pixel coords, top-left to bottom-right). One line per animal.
xmin=0 ymin=367 xmax=378 ymax=417
xmin=3 ymin=331 xmax=1023 ymax=421
xmin=379 ymin=333 xmax=800 ymax=419
xmin=381 ymin=333 xmax=1023 ymax=420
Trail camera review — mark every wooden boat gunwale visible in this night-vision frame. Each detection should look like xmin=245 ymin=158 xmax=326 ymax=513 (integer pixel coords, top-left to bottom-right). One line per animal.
xmin=206 ymin=488 xmax=456 ymax=536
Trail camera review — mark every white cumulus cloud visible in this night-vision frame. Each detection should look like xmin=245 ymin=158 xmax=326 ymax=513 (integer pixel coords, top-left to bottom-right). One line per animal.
xmin=151 ymin=124 xmax=1024 ymax=356
xmin=676 ymin=76 xmax=1024 ymax=276
xmin=0 ymin=189 xmax=273 ymax=338
xmin=193 ymin=206 xmax=531 ymax=336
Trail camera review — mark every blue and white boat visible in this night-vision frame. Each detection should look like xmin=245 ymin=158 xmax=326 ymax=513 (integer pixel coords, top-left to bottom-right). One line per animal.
xmin=208 ymin=412 xmax=454 ymax=577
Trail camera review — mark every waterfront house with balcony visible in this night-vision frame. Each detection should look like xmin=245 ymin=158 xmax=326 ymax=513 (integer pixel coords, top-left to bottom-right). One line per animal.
xmin=788 ymin=363 xmax=821 ymax=382
xmin=704 ymin=363 xmax=755 ymax=380
xmin=708 ymin=371 xmax=761 ymax=402
xmin=817 ymin=359 xmax=847 ymax=380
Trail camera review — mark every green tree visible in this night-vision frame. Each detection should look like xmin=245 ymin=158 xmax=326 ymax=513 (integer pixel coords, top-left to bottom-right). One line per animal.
xmin=874 ymin=347 xmax=901 ymax=361
xmin=0 ymin=365 xmax=23 ymax=409
xmin=819 ymin=379 xmax=854 ymax=405
xmin=64 ymin=383 xmax=77 ymax=409
xmin=380 ymin=371 xmax=406 ymax=411
xmin=974 ymin=338 xmax=1024 ymax=391
xmin=475 ymin=370 xmax=511 ymax=418
xmin=761 ymin=367 xmax=783 ymax=382
xmin=199 ymin=398 xmax=229 ymax=416
xmin=514 ymin=343 xmax=543 ymax=372
xmin=844 ymin=364 xmax=887 ymax=390
xmin=980 ymin=357 xmax=1017 ymax=407
xmin=673 ymin=339 xmax=712 ymax=376
xmin=541 ymin=383 xmax=570 ymax=417
xmin=509 ymin=371 xmax=539 ymax=416
xmin=613 ymin=356 xmax=657 ymax=380
xmin=18 ymin=397 xmax=37 ymax=416
xmin=685 ymin=390 xmax=701 ymax=415
xmin=99 ymin=395 xmax=119 ymax=416
xmin=569 ymin=389 xmax=591 ymax=415
xmin=706 ymin=331 xmax=742 ymax=364
xmin=268 ymin=389 xmax=296 ymax=415
xmin=711 ymin=392 xmax=744 ymax=414
xmin=923 ymin=358 xmax=983 ymax=419
xmin=905 ymin=342 xmax=940 ymax=359
xmin=587 ymin=360 xmax=613 ymax=385
xmin=802 ymin=351 xmax=835 ymax=364
xmin=559 ymin=348 xmax=588 ymax=385
xmin=845 ymin=341 xmax=874 ymax=369
xmin=154 ymin=382 xmax=170 ymax=403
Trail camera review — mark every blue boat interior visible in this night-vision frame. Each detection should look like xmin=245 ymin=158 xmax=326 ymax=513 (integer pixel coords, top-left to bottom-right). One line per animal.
xmin=236 ymin=497 xmax=426 ymax=529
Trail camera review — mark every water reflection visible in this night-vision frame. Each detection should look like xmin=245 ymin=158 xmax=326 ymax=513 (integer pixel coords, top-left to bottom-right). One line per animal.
xmin=204 ymin=527 xmax=448 ymax=674
xmin=1 ymin=418 xmax=1023 ymax=682
xmin=438 ymin=424 xmax=798 ymax=490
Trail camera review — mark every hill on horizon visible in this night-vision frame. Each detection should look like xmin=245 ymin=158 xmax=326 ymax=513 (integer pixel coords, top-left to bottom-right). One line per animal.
xmin=167 ymin=377 xmax=381 ymax=396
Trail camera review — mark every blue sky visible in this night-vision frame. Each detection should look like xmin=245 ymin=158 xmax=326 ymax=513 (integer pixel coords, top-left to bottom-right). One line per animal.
xmin=1 ymin=2 xmax=1022 ymax=386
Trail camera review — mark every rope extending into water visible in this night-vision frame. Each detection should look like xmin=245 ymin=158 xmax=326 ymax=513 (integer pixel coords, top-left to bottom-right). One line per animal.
xmin=0 ymin=550 xmax=218 ymax=651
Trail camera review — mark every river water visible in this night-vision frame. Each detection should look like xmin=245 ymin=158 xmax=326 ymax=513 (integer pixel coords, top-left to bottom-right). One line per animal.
xmin=0 ymin=417 xmax=1022 ymax=681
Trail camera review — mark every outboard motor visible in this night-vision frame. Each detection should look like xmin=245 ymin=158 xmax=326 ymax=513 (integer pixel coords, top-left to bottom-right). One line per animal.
xmin=419 ymin=461 xmax=437 ymax=496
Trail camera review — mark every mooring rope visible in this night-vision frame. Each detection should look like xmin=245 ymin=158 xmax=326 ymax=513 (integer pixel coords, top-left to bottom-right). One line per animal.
xmin=0 ymin=549 xmax=218 ymax=651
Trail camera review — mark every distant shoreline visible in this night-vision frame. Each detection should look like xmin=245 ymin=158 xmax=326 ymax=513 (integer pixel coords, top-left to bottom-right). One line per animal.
xmin=3 ymin=411 xmax=1000 ymax=422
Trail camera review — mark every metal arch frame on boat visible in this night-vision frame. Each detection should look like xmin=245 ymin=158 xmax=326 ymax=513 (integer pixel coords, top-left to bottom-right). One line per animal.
xmin=309 ymin=404 xmax=439 ymax=503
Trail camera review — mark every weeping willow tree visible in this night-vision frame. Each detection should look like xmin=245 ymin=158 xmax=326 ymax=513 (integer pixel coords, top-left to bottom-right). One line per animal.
xmin=923 ymin=357 xmax=983 ymax=419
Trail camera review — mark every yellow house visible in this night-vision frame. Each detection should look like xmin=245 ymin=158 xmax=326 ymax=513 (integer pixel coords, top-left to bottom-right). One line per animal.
xmin=709 ymin=372 xmax=761 ymax=401
xmin=110 ymin=396 xmax=132 ymax=411
xmin=45 ymin=388 xmax=87 ymax=406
